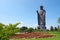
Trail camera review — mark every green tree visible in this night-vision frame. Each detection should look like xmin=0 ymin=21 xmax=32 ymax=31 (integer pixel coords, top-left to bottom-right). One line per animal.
xmin=58 ymin=25 xmax=60 ymax=32
xmin=54 ymin=27 xmax=58 ymax=31
xmin=50 ymin=26 xmax=54 ymax=31
xmin=26 ymin=27 xmax=34 ymax=33
xmin=58 ymin=18 xmax=60 ymax=24
xmin=20 ymin=26 xmax=28 ymax=32
xmin=0 ymin=22 xmax=20 ymax=40
xmin=57 ymin=18 xmax=60 ymax=31
xmin=37 ymin=26 xmax=40 ymax=30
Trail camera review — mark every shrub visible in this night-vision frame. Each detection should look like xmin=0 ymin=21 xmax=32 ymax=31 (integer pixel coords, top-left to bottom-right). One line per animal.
xmin=0 ymin=23 xmax=20 ymax=40
xmin=26 ymin=27 xmax=34 ymax=33
xmin=20 ymin=26 xmax=28 ymax=32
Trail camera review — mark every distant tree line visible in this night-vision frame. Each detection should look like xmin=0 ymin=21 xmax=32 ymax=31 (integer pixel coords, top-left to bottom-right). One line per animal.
xmin=20 ymin=26 xmax=35 ymax=33
xmin=50 ymin=26 xmax=60 ymax=31
xmin=19 ymin=26 xmax=47 ymax=33
xmin=49 ymin=17 xmax=60 ymax=31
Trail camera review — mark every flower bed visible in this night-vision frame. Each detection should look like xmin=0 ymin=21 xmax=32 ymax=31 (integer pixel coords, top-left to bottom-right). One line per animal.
xmin=10 ymin=32 xmax=55 ymax=38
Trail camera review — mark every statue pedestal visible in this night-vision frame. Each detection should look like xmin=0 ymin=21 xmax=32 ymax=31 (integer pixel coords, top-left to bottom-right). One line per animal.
xmin=38 ymin=25 xmax=46 ymax=31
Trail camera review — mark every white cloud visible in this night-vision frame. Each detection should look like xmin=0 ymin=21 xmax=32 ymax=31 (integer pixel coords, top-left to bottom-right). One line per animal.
xmin=20 ymin=21 xmax=23 ymax=24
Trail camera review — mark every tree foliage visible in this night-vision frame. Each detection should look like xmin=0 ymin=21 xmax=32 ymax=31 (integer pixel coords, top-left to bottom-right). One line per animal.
xmin=57 ymin=25 xmax=60 ymax=32
xmin=50 ymin=26 xmax=54 ymax=31
xmin=54 ymin=27 xmax=58 ymax=31
xmin=20 ymin=26 xmax=28 ymax=32
xmin=0 ymin=22 xmax=20 ymax=40
xmin=26 ymin=27 xmax=34 ymax=33
xmin=57 ymin=18 xmax=60 ymax=31
xmin=58 ymin=18 xmax=60 ymax=24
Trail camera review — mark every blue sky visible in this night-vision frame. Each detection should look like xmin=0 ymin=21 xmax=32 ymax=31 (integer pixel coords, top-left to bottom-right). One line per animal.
xmin=0 ymin=0 xmax=60 ymax=29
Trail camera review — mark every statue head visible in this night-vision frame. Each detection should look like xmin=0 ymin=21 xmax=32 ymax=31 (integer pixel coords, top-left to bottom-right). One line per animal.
xmin=40 ymin=5 xmax=43 ymax=10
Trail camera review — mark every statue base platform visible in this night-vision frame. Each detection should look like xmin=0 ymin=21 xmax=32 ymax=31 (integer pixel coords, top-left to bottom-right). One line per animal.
xmin=37 ymin=25 xmax=46 ymax=31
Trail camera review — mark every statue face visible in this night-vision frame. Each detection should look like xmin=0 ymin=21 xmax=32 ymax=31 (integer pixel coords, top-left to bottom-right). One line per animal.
xmin=40 ymin=6 xmax=43 ymax=10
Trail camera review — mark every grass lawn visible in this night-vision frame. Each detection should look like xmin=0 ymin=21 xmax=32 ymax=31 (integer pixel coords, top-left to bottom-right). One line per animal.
xmin=10 ymin=31 xmax=60 ymax=40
